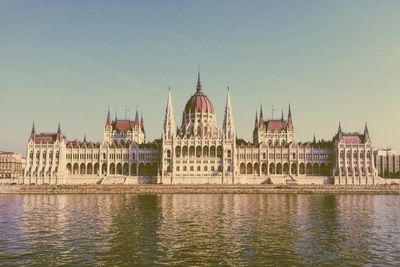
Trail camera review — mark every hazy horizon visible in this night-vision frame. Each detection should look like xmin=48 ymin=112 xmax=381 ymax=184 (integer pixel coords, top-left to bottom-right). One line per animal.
xmin=1 ymin=1 xmax=399 ymax=155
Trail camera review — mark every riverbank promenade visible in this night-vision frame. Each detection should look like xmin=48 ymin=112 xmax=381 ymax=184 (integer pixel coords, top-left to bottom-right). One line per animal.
xmin=1 ymin=184 xmax=399 ymax=195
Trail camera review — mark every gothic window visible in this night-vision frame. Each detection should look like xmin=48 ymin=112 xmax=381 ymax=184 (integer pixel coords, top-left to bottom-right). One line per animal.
xmin=217 ymin=146 xmax=223 ymax=158
xmin=197 ymin=166 xmax=201 ymax=171
xmin=190 ymin=166 xmax=194 ymax=171
xmin=167 ymin=150 xmax=171 ymax=158
xmin=227 ymin=150 xmax=231 ymax=158
xmin=189 ymin=146 xmax=195 ymax=157
xmin=175 ymin=146 xmax=181 ymax=157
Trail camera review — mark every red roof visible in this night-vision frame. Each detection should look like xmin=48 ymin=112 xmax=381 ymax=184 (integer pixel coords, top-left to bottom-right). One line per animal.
xmin=341 ymin=135 xmax=362 ymax=144
xmin=265 ymin=120 xmax=287 ymax=131
xmin=113 ymin=119 xmax=141 ymax=132
xmin=33 ymin=134 xmax=60 ymax=144
xmin=184 ymin=93 xmax=214 ymax=114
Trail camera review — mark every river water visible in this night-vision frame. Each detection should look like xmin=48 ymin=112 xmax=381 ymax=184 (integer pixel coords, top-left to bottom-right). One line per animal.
xmin=0 ymin=194 xmax=399 ymax=266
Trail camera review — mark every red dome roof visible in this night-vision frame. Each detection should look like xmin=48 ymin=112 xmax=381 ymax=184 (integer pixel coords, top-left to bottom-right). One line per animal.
xmin=184 ymin=72 xmax=215 ymax=114
xmin=184 ymin=92 xmax=214 ymax=114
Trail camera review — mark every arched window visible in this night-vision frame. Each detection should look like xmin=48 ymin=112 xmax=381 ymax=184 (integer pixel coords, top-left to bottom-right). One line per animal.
xmin=189 ymin=146 xmax=195 ymax=157
xmin=217 ymin=146 xmax=223 ymax=158
xmin=227 ymin=150 xmax=231 ymax=158
xmin=175 ymin=146 xmax=181 ymax=157
xmin=196 ymin=146 xmax=202 ymax=158
xmin=167 ymin=150 xmax=171 ymax=158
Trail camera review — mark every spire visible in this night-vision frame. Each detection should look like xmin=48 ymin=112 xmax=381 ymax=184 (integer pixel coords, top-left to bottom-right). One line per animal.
xmin=115 ymin=111 xmax=117 ymax=122
xmin=31 ymin=122 xmax=35 ymax=134
xmin=254 ymin=110 xmax=258 ymax=129
xmin=364 ymin=122 xmax=369 ymax=140
xmin=30 ymin=121 xmax=36 ymax=140
xmin=281 ymin=109 xmax=284 ymax=121
xmin=140 ymin=113 xmax=145 ymax=132
xmin=134 ymin=108 xmax=139 ymax=125
xmin=313 ymin=133 xmax=316 ymax=144
xmin=83 ymin=134 xmax=87 ymax=143
xmin=196 ymin=68 xmax=202 ymax=93
xmin=337 ymin=122 xmax=343 ymax=140
xmin=259 ymin=104 xmax=264 ymax=128
xmin=105 ymin=109 xmax=111 ymax=126
xmin=223 ymin=87 xmax=235 ymax=138
xmin=163 ymin=87 xmax=176 ymax=139
xmin=287 ymin=104 xmax=293 ymax=126
xmin=57 ymin=122 xmax=61 ymax=134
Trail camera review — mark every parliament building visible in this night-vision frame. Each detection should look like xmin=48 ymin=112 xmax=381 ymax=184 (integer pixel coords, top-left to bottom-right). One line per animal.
xmin=21 ymin=73 xmax=380 ymax=185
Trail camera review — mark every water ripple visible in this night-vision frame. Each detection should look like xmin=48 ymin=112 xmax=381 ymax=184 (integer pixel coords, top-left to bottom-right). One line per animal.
xmin=0 ymin=194 xmax=399 ymax=266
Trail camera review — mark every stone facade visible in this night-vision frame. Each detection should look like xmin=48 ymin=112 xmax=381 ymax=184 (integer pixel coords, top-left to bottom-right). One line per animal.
xmin=0 ymin=151 xmax=25 ymax=180
xmin=21 ymin=73 xmax=381 ymax=185
xmin=374 ymin=149 xmax=400 ymax=178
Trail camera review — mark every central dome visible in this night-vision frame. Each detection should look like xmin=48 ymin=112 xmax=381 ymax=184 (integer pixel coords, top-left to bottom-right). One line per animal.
xmin=184 ymin=73 xmax=215 ymax=114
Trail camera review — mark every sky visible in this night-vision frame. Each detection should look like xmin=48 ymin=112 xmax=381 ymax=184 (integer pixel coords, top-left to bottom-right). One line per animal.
xmin=1 ymin=0 xmax=400 ymax=155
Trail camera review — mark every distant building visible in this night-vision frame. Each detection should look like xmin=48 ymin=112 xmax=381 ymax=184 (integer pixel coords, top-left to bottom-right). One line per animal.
xmin=21 ymin=72 xmax=381 ymax=185
xmin=374 ymin=149 xmax=400 ymax=178
xmin=0 ymin=151 xmax=25 ymax=179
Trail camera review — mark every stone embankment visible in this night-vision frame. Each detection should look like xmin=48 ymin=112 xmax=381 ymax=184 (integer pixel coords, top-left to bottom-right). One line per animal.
xmin=0 ymin=184 xmax=400 ymax=194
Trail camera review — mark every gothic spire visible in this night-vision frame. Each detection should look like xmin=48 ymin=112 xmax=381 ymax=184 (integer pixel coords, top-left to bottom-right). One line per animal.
xmin=364 ymin=122 xmax=369 ymax=140
xmin=31 ymin=122 xmax=35 ymax=134
xmin=57 ymin=122 xmax=61 ymax=134
xmin=254 ymin=110 xmax=258 ymax=129
xmin=83 ymin=134 xmax=87 ymax=143
xmin=163 ymin=87 xmax=176 ymax=139
xmin=337 ymin=122 xmax=343 ymax=140
xmin=134 ymin=108 xmax=139 ymax=124
xmin=196 ymin=68 xmax=202 ymax=93
xmin=281 ymin=109 xmax=284 ymax=121
xmin=259 ymin=104 xmax=264 ymax=128
xmin=313 ymin=133 xmax=316 ymax=144
xmin=105 ymin=109 xmax=111 ymax=126
xmin=287 ymin=104 xmax=293 ymax=127
xmin=223 ymin=87 xmax=235 ymax=138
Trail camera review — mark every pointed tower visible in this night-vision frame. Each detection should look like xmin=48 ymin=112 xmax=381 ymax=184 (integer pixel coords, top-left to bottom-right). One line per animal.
xmin=259 ymin=104 xmax=264 ymax=128
xmin=140 ymin=113 xmax=145 ymax=133
xmin=281 ymin=109 xmax=284 ymax=121
xmin=163 ymin=87 xmax=176 ymax=139
xmin=56 ymin=122 xmax=62 ymax=141
xmin=196 ymin=70 xmax=202 ymax=93
xmin=30 ymin=122 xmax=36 ymax=140
xmin=337 ymin=122 xmax=343 ymax=140
xmin=134 ymin=109 xmax=139 ymax=126
xmin=254 ymin=110 xmax=258 ymax=130
xmin=83 ymin=134 xmax=87 ymax=143
xmin=287 ymin=104 xmax=293 ymax=128
xmin=223 ymin=87 xmax=235 ymax=139
xmin=313 ymin=133 xmax=316 ymax=144
xmin=364 ymin=122 xmax=370 ymax=141
xmin=104 ymin=110 xmax=112 ymax=143
xmin=105 ymin=110 xmax=111 ymax=128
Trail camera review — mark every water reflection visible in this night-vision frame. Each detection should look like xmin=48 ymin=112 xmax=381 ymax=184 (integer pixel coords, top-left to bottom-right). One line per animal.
xmin=0 ymin=194 xmax=399 ymax=266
